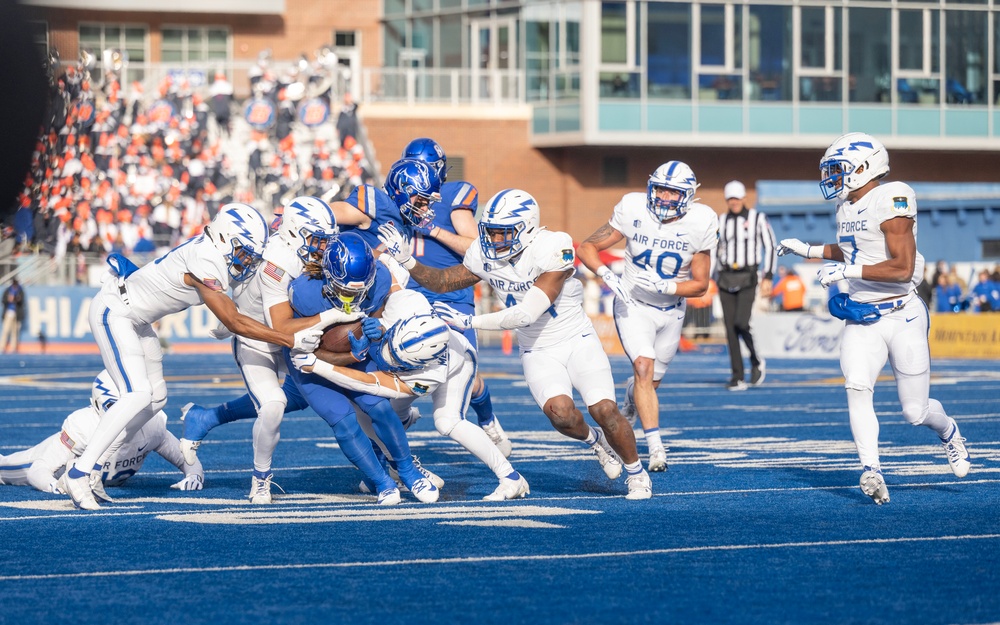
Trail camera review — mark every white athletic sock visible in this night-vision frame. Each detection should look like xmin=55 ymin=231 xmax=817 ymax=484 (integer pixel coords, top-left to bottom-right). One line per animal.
xmin=252 ymin=401 xmax=285 ymax=474
xmin=644 ymin=428 xmax=663 ymax=452
xmin=846 ymin=388 xmax=880 ymax=469
xmin=446 ymin=419 xmax=513 ymax=479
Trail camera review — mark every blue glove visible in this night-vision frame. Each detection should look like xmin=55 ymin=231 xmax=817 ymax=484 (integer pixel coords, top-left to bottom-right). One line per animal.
xmin=362 ymin=317 xmax=386 ymax=341
xmin=828 ymin=293 xmax=881 ymax=324
xmin=368 ymin=338 xmax=396 ymax=371
xmin=348 ymin=331 xmax=371 ymax=362
xmin=412 ymin=223 xmax=436 ymax=238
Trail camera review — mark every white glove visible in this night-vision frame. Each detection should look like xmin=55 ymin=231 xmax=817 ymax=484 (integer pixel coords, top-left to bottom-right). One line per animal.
xmin=597 ymin=266 xmax=634 ymax=305
xmin=209 ymin=322 xmax=233 ymax=340
xmin=377 ymin=222 xmax=415 ymax=269
xmin=432 ymin=302 xmax=472 ymax=331
xmin=817 ymin=262 xmax=847 ymax=287
xmin=291 ymin=327 xmax=322 ymax=354
xmin=778 ymin=238 xmax=821 ymax=259
xmin=291 ymin=351 xmax=317 ymax=372
xmin=318 ymin=308 xmax=363 ymax=327
xmin=170 ymin=474 xmax=204 ymax=491
xmin=50 ymin=475 xmax=67 ymax=495
xmin=633 ymin=272 xmax=678 ymax=296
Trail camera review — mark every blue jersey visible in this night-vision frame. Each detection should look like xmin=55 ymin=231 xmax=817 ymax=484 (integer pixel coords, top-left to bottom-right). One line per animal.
xmin=408 ymin=180 xmax=477 ymax=307
xmin=287 ymin=262 xmax=393 ymax=319
xmin=343 ymin=184 xmax=413 ymax=253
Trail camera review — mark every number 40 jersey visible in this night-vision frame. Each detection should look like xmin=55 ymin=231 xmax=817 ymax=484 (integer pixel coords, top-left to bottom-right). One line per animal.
xmin=610 ymin=192 xmax=719 ymax=309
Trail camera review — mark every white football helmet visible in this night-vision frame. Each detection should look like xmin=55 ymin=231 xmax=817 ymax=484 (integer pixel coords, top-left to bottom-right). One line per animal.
xmin=478 ymin=189 xmax=541 ymax=261
xmin=647 ymin=161 xmax=699 ymax=223
xmin=91 ymin=370 xmax=119 ymax=416
xmin=819 ymin=132 xmax=890 ymax=201
xmin=276 ymin=196 xmax=338 ymax=263
xmin=205 ymin=203 xmax=269 ymax=282
xmin=380 ymin=314 xmax=450 ymax=372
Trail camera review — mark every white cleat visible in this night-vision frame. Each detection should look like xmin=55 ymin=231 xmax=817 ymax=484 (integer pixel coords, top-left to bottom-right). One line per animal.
xmin=483 ymin=474 xmax=530 ymax=501
xmin=591 ymin=428 xmax=623 ymax=480
xmin=482 ymin=418 xmax=513 ymax=458
xmin=64 ymin=470 xmax=100 ymax=511
xmin=401 ymin=406 xmax=421 ymax=430
xmin=249 ymin=473 xmax=273 ymax=504
xmin=625 ymin=470 xmax=653 ymax=500
xmin=620 ymin=376 xmax=637 ymax=428
xmin=647 ymin=447 xmax=668 ymax=473
xmin=179 ymin=439 xmax=201 ymax=467
xmin=860 ymin=466 xmax=890 ymax=505
xmin=412 ymin=455 xmax=444 ymax=489
xmin=377 ymin=487 xmax=401 ymax=506
xmin=941 ymin=419 xmax=971 ymax=478
xmin=408 ymin=477 xmax=440 ymax=503
xmin=89 ymin=472 xmax=114 ymax=504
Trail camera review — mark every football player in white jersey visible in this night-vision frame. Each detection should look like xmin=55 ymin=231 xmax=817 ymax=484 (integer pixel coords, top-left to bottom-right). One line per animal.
xmin=777 ymin=132 xmax=971 ymax=504
xmin=0 ymin=370 xmax=203 ymax=495
xmin=291 ymin=290 xmax=530 ymax=501
xmin=379 ymin=189 xmax=653 ymax=500
xmin=64 ymin=203 xmax=326 ymax=511
xmin=201 ymin=196 xmax=345 ymax=504
xmin=577 ymin=161 xmax=718 ymax=472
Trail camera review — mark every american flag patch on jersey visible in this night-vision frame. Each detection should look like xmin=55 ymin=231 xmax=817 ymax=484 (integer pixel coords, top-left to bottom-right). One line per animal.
xmin=263 ymin=261 xmax=285 ymax=282
xmin=201 ymin=278 xmax=224 ymax=291
xmin=60 ymin=430 xmax=75 ymax=450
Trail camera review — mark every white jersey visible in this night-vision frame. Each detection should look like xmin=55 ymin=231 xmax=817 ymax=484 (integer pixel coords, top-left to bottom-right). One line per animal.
xmin=233 ymin=239 xmax=305 ymax=353
xmin=835 ymin=181 xmax=925 ymax=303
xmin=122 ymin=235 xmax=231 ymax=324
xmin=464 ymin=230 xmax=592 ymax=351
xmin=610 ymin=193 xmax=719 ymax=309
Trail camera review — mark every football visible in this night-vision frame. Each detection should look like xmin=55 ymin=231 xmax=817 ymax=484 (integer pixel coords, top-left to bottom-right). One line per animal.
xmin=319 ymin=320 xmax=364 ymax=353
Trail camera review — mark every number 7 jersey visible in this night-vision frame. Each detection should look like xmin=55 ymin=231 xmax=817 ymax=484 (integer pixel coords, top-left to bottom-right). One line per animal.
xmin=463 ymin=229 xmax=592 ymax=351
xmin=610 ymin=192 xmax=719 ymax=308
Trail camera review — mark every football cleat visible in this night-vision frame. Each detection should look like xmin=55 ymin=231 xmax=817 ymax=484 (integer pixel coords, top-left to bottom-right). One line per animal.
xmin=483 ymin=474 xmax=530 ymax=501
xmin=591 ymin=428 xmax=623 ymax=480
xmin=647 ymin=447 xmax=668 ymax=473
xmin=625 ymin=470 xmax=653 ymax=500
xmin=400 ymin=406 xmax=421 ymax=430
xmin=412 ymin=455 xmax=444 ymax=489
xmin=941 ymin=419 xmax=971 ymax=478
xmin=179 ymin=402 xmax=211 ymax=465
xmin=249 ymin=472 xmax=273 ymax=504
xmin=482 ymin=417 xmax=513 ymax=458
xmin=64 ymin=470 xmax=100 ymax=511
xmin=751 ymin=359 xmax=766 ymax=386
xmin=89 ymin=471 xmax=114 ymax=504
xmin=726 ymin=379 xmax=748 ymax=392
xmin=860 ymin=466 xmax=890 ymax=505
xmin=408 ymin=477 xmax=440 ymax=503
xmin=377 ymin=487 xmax=402 ymax=506
xmin=620 ymin=376 xmax=637 ymax=428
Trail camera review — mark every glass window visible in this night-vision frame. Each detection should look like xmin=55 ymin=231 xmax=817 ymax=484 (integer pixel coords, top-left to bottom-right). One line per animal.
xmin=566 ymin=11 xmax=580 ymax=66
xmin=78 ymin=23 xmax=148 ymax=84
xmin=440 ymin=0 xmax=463 ymax=8
xmin=648 ymin=2 xmax=690 ymax=100
xmin=161 ymin=26 xmax=229 ymax=65
xmin=748 ymin=6 xmax=792 ymax=101
xmin=412 ymin=17 xmax=434 ymax=66
xmin=335 ymin=31 xmax=356 ymax=48
xmin=413 ymin=0 xmax=434 ymax=11
xmin=848 ymin=8 xmax=890 ymax=102
xmin=800 ymin=77 xmax=841 ymax=102
xmin=700 ymin=5 xmax=725 ymax=66
xmin=600 ymin=71 xmax=639 ymax=97
xmin=800 ymin=7 xmax=826 ymax=69
xmin=385 ymin=19 xmax=406 ymax=66
xmin=383 ymin=0 xmax=405 ymax=16
xmin=440 ymin=15 xmax=462 ymax=68
xmin=601 ymin=2 xmax=627 ymax=64
xmin=945 ymin=10 xmax=986 ymax=104
xmin=898 ymin=10 xmax=924 ymax=71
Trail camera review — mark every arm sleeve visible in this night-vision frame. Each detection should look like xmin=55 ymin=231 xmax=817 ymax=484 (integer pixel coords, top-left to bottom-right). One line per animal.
xmin=25 ymin=435 xmax=73 ymax=492
xmin=471 ymin=286 xmax=552 ymax=331
xmin=310 ymin=360 xmax=414 ymax=399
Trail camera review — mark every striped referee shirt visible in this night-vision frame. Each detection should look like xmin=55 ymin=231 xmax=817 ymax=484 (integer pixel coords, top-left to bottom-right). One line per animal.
xmin=717 ymin=207 xmax=778 ymax=280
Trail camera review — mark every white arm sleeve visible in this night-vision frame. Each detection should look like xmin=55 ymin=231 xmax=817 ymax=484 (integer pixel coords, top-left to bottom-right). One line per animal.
xmin=23 ymin=435 xmax=73 ymax=492
xmin=310 ymin=360 xmax=413 ymax=400
xmin=155 ymin=425 xmax=204 ymax=478
xmin=471 ymin=286 xmax=552 ymax=331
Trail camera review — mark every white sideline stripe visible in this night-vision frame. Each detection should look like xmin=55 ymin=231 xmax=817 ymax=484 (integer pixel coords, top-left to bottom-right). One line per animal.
xmin=1 ymin=533 xmax=998 ymax=581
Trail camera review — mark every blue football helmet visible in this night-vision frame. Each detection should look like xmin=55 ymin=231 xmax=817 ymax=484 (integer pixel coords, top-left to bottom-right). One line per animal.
xmin=647 ymin=161 xmax=699 ymax=223
xmin=478 ymin=189 xmax=541 ymax=261
xmin=383 ymin=159 xmax=441 ymax=229
xmin=206 ymin=202 xmax=269 ymax=282
xmin=401 ymin=137 xmax=448 ymax=183
xmin=322 ymin=232 xmax=376 ymax=313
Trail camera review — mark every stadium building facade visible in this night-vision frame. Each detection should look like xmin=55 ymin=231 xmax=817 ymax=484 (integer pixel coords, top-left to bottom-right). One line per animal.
xmin=22 ymin=0 xmax=1000 ymax=261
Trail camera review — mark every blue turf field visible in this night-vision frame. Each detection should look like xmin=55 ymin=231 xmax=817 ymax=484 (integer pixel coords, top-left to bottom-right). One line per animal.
xmin=1 ymin=348 xmax=998 ymax=625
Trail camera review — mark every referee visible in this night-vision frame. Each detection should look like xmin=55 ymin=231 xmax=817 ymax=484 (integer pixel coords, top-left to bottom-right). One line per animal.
xmin=715 ymin=180 xmax=777 ymax=391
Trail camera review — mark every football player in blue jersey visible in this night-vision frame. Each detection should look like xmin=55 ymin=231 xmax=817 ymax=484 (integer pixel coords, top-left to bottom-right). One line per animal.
xmin=396 ymin=138 xmax=512 ymax=457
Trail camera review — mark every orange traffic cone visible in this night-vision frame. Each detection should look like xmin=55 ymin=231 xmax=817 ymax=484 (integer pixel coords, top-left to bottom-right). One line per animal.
xmin=501 ymin=330 xmax=513 ymax=355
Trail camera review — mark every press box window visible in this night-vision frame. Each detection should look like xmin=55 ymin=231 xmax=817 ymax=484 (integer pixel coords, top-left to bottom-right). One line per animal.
xmin=602 ymin=156 xmax=628 ymax=185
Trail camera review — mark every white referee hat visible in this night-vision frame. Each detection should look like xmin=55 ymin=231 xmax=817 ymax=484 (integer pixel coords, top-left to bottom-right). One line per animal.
xmin=724 ymin=180 xmax=746 ymax=200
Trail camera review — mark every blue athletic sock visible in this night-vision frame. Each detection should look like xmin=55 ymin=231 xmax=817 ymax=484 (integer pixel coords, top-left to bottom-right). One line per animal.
xmin=470 ymin=384 xmax=496 ymax=427
xmin=252 ymin=469 xmax=272 ymax=480
xmin=505 ymin=470 xmax=520 ymax=481
xmin=217 ymin=395 xmax=256 ymax=425
xmin=365 ymin=401 xmax=419 ymax=485
xmin=67 ymin=466 xmax=87 ymax=479
xmin=331 ymin=418 xmax=395 ymax=493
